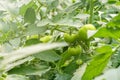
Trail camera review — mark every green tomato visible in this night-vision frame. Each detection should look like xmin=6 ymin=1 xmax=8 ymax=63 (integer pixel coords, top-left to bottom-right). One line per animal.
xmin=68 ymin=45 xmax=82 ymax=56
xmin=40 ymin=35 xmax=52 ymax=43
xmin=83 ymin=24 xmax=96 ymax=30
xmin=78 ymin=24 xmax=96 ymax=41
xmin=64 ymin=33 xmax=77 ymax=43
xmin=78 ymin=27 xmax=87 ymax=41
xmin=76 ymin=59 xmax=83 ymax=65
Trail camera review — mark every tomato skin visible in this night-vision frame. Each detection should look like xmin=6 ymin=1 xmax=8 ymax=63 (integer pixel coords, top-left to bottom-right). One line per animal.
xmin=64 ymin=33 xmax=77 ymax=43
xmin=76 ymin=59 xmax=83 ymax=65
xmin=68 ymin=45 xmax=82 ymax=56
xmin=78 ymin=24 xmax=96 ymax=41
xmin=83 ymin=24 xmax=96 ymax=30
xmin=78 ymin=27 xmax=87 ymax=41
xmin=40 ymin=35 xmax=52 ymax=43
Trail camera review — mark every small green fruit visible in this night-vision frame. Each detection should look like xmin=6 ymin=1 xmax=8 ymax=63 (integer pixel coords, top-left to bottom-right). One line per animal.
xmin=78 ymin=24 xmax=96 ymax=41
xmin=68 ymin=45 xmax=82 ymax=56
xmin=83 ymin=24 xmax=96 ymax=30
xmin=64 ymin=33 xmax=77 ymax=43
xmin=40 ymin=35 xmax=52 ymax=43
xmin=76 ymin=59 xmax=83 ymax=65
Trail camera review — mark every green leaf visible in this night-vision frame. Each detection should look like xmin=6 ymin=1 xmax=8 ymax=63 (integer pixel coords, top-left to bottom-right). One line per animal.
xmin=82 ymin=46 xmax=113 ymax=80
xmin=2 ymin=43 xmax=13 ymax=52
xmin=55 ymin=73 xmax=72 ymax=80
xmin=25 ymin=38 xmax=40 ymax=46
xmin=93 ymin=27 xmax=120 ymax=40
xmin=6 ymin=74 xmax=29 ymax=80
xmin=0 ymin=22 xmax=9 ymax=33
xmin=19 ymin=1 xmax=36 ymax=15
xmin=95 ymin=46 xmax=112 ymax=54
xmin=107 ymin=13 xmax=120 ymax=28
xmin=34 ymin=50 xmax=61 ymax=62
xmin=37 ymin=19 xmax=50 ymax=27
xmin=108 ymin=0 xmax=117 ymax=4
xmin=8 ymin=64 xmax=50 ymax=76
xmin=64 ymin=2 xmax=81 ymax=13
xmin=50 ymin=18 xmax=82 ymax=28
xmin=47 ymin=0 xmax=59 ymax=10
xmin=24 ymin=7 xmax=36 ymax=24
xmin=57 ymin=51 xmax=72 ymax=68
xmin=74 ymin=14 xmax=90 ymax=20
xmin=63 ymin=61 xmax=79 ymax=74
xmin=9 ymin=38 xmax=21 ymax=48
xmin=25 ymin=24 xmax=47 ymax=36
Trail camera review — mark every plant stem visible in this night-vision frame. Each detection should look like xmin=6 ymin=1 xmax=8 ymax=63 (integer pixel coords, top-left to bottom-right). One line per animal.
xmin=89 ymin=0 xmax=94 ymax=23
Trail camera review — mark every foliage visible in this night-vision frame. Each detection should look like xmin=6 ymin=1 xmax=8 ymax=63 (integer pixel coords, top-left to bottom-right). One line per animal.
xmin=0 ymin=0 xmax=120 ymax=80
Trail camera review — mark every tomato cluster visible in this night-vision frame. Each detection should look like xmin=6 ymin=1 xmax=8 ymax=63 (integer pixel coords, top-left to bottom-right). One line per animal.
xmin=64 ymin=24 xmax=96 ymax=55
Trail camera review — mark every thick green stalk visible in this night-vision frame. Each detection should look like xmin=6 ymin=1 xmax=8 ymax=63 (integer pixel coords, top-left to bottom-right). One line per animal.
xmin=89 ymin=0 xmax=94 ymax=23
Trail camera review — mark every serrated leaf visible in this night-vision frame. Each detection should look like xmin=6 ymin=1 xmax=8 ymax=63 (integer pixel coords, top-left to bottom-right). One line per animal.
xmin=82 ymin=46 xmax=113 ymax=80
xmin=24 ymin=8 xmax=36 ymax=24
xmin=34 ymin=50 xmax=61 ymax=62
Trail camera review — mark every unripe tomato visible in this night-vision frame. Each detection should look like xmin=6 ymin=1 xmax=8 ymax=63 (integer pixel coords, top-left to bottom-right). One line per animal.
xmin=78 ymin=24 xmax=96 ymax=40
xmin=68 ymin=45 xmax=82 ymax=56
xmin=83 ymin=24 xmax=96 ymax=30
xmin=40 ymin=35 xmax=52 ymax=43
xmin=76 ymin=59 xmax=83 ymax=65
xmin=78 ymin=27 xmax=87 ymax=41
xmin=64 ymin=33 xmax=77 ymax=43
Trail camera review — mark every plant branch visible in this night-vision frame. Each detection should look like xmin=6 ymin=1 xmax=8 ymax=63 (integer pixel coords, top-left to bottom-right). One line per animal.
xmin=89 ymin=0 xmax=94 ymax=23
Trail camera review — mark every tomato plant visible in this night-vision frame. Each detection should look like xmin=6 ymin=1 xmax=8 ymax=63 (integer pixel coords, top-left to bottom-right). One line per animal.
xmin=0 ymin=0 xmax=120 ymax=80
